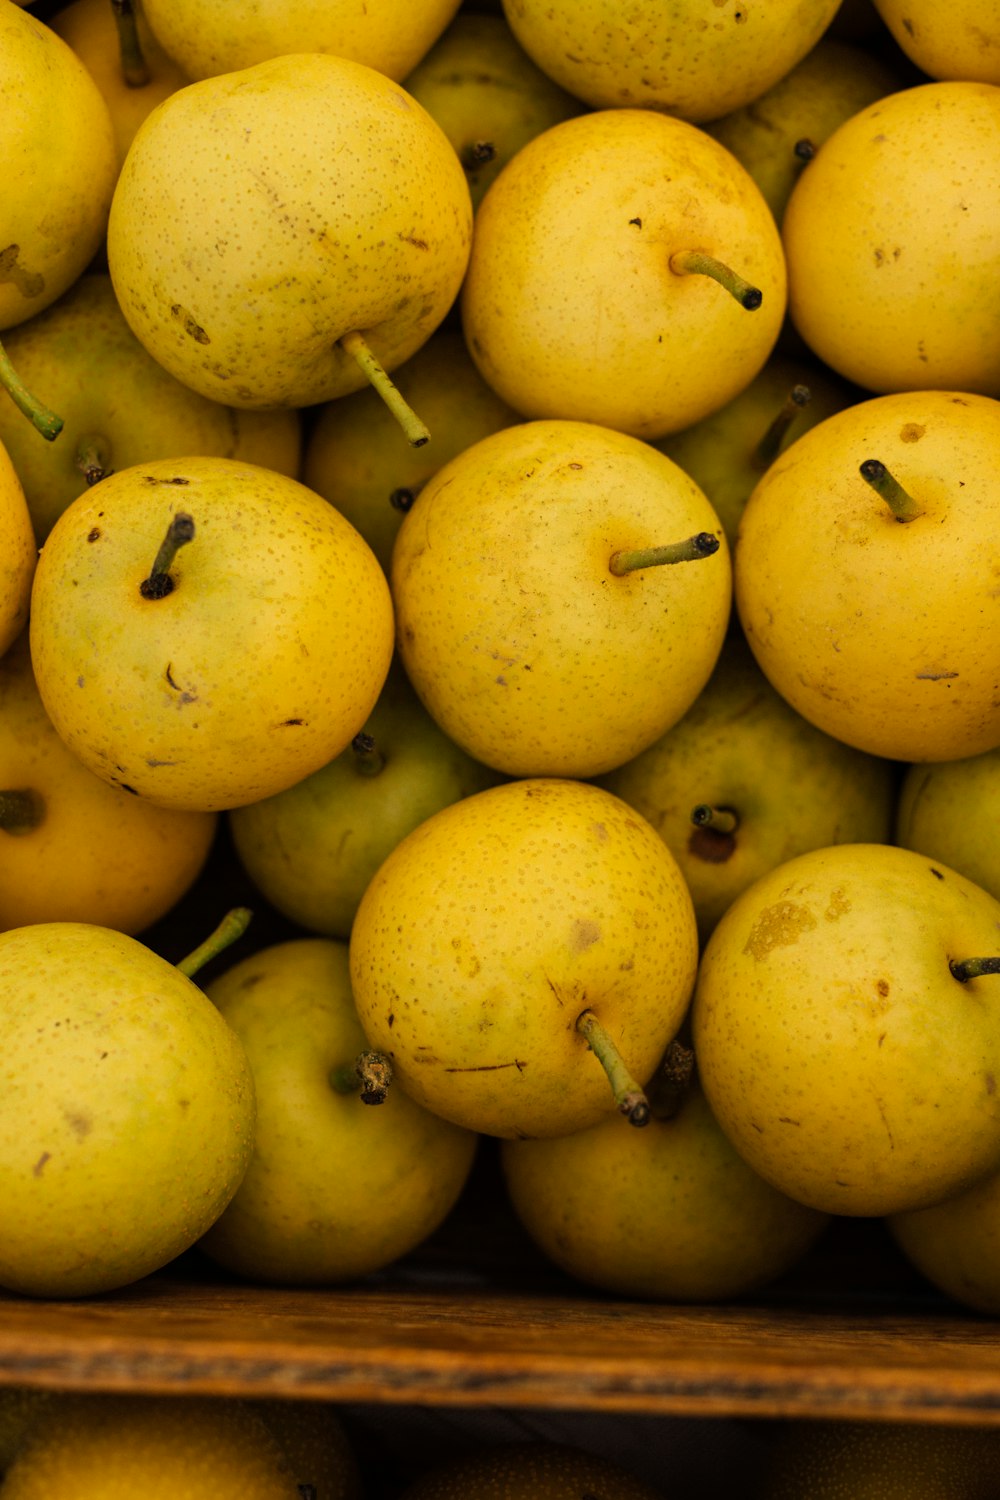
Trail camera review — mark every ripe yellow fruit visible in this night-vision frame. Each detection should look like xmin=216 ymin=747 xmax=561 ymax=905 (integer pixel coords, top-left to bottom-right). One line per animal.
xmin=350 ymin=777 xmax=699 ymax=1139
xmin=391 ymin=419 xmax=731 ymax=779
xmin=782 ymin=80 xmax=1000 ymax=396
xmin=461 ymin=107 xmax=786 ymax=440
xmin=29 ymin=456 xmax=394 ymax=812
xmin=0 ymin=1394 xmax=300 ymax=1498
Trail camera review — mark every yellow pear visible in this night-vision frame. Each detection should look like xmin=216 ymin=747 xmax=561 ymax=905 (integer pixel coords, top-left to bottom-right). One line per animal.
xmin=0 ymin=0 xmax=117 ymax=438
xmin=0 ymin=274 xmax=302 ymax=544
xmin=501 ymin=1077 xmax=829 ymax=1301
xmin=228 ymin=660 xmax=500 ymax=940
xmin=734 ymin=389 xmax=1000 ymax=764
xmin=499 ymin=0 xmax=842 ymax=123
xmin=0 ymin=629 xmax=217 ymax=934
xmin=29 ymin=455 xmax=394 ymax=812
xmin=390 ymin=419 xmax=731 ymax=779
xmin=758 ymin=1418 xmax=1000 ymax=1499
xmin=597 ymin=632 xmax=896 ymax=945
xmin=141 ymin=0 xmax=463 ymax=83
xmin=691 ymin=842 xmax=1000 ymax=1217
xmin=654 ymin=352 xmax=857 ymax=548
xmin=461 ymin=107 xmax=786 ymax=440
xmin=0 ymin=919 xmax=255 ymax=1297
xmin=889 ymin=1162 xmax=1000 ymax=1316
xmin=402 ymin=11 xmax=582 ymax=211
xmin=707 ymin=37 xmax=902 ymax=225
xmin=871 ymin=0 xmax=1000 ymax=85
xmin=247 ymin=1400 xmax=363 ymax=1500
xmin=0 ymin=435 xmax=35 ymax=659
xmin=107 ymin=53 xmax=473 ymax=432
xmin=349 ymin=777 xmax=700 ymax=1139
xmin=198 ymin=937 xmax=478 ymax=1284
xmin=302 ymin=327 xmax=519 ymax=573
xmin=895 ymin=749 xmax=1000 ymax=906
xmin=782 ymin=80 xmax=1000 ymax=396
xmin=0 ymin=1394 xmax=300 ymax=1499
xmin=50 ymin=0 xmax=189 ymax=167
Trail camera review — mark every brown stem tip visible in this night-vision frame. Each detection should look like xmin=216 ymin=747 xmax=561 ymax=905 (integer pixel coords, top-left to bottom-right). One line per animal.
xmin=951 ymin=956 xmax=1000 ymax=983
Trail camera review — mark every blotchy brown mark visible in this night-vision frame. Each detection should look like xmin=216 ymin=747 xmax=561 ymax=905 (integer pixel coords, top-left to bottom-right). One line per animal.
xmin=899 ymin=423 xmax=925 ymax=442
xmin=689 ymin=826 xmax=735 ymax=863
xmin=399 ymin=234 xmax=429 ymax=251
xmin=170 ymin=304 xmax=210 ymax=343
xmin=744 ymin=900 xmax=817 ymax=960
xmin=0 ymin=244 xmax=44 ymax=299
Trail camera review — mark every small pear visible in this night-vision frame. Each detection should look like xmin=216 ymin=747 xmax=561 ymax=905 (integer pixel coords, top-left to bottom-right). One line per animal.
xmin=0 ymin=274 xmax=302 ymax=544
xmin=403 ymin=12 xmax=582 ymax=211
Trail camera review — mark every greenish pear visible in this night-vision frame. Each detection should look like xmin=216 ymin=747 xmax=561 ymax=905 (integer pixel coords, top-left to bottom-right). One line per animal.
xmin=0 ymin=919 xmax=255 ymax=1297
xmin=198 ymin=937 xmax=478 ymax=1285
xmin=895 ymin=750 xmax=1000 ymax=907
xmin=228 ymin=661 xmax=501 ymax=940
xmin=501 ymin=1077 xmax=829 ymax=1302
xmin=655 ymin=353 xmax=858 ymax=548
xmin=0 ymin=275 xmax=302 ymax=544
xmin=403 ymin=12 xmax=582 ymax=211
xmin=707 ymin=38 xmax=901 ymax=225
xmin=597 ymin=633 xmax=896 ymax=944
xmin=302 ymin=328 xmax=518 ymax=573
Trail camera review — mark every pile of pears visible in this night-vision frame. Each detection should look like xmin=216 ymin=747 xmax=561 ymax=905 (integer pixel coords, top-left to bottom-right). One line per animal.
xmin=3 ymin=0 xmax=1000 ymax=1359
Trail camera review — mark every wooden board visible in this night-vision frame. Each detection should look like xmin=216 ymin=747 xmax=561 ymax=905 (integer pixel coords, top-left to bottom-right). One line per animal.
xmin=0 ymin=1272 xmax=999 ymax=1425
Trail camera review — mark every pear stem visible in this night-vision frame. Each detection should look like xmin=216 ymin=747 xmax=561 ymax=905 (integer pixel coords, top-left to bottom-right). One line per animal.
xmin=352 ymin=732 xmax=385 ymax=776
xmin=0 ymin=337 xmax=63 ymax=441
xmin=950 ymin=957 xmax=1000 ymax=983
xmin=140 ymin=512 xmax=195 ymax=599
xmin=329 ymin=1050 xmax=393 ymax=1105
xmin=0 ymin=788 xmax=44 ymax=834
xmin=576 ymin=1008 xmax=650 ymax=1126
xmin=752 ymin=384 xmax=812 ymax=471
xmin=338 ymin=330 xmax=430 ymax=448
xmin=609 ymin=531 xmax=719 ymax=576
xmin=460 ymin=141 xmax=497 ymax=169
xmin=110 ymin=0 xmax=150 ymax=87
xmin=691 ymin=803 xmax=740 ymax=835
xmin=176 ymin=907 xmax=253 ymax=980
xmin=669 ymin=250 xmax=763 ymax=310
xmin=75 ymin=435 xmax=112 ymax=487
xmin=859 ymin=459 xmax=924 ymax=522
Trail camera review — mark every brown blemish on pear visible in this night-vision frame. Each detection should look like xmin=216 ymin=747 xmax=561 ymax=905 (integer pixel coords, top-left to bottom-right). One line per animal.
xmin=743 ymin=900 xmax=817 ymax=959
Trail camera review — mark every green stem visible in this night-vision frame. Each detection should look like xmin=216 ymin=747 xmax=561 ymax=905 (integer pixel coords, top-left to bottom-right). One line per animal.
xmin=176 ymin=907 xmax=253 ymax=980
xmin=0 ymin=788 xmax=44 ymax=834
xmin=609 ymin=531 xmax=719 ymax=576
xmin=0 ymin=336 xmax=63 ymax=441
xmin=752 ymin=384 xmax=811 ymax=472
xmin=859 ymin=459 xmax=924 ymax=522
xmin=75 ymin=434 xmax=113 ymax=487
xmin=576 ymin=1008 xmax=650 ymax=1126
xmin=330 ymin=1051 xmax=393 ymax=1105
xmin=140 ymin=512 xmax=195 ymax=599
xmin=339 ymin=330 xmax=430 ymax=448
xmin=691 ymin=804 xmax=740 ymax=835
xmin=669 ymin=250 xmax=763 ymax=310
xmin=352 ymin=732 xmax=385 ymax=776
xmin=110 ymin=0 xmax=150 ymax=87
xmin=950 ymin=956 xmax=1000 ymax=983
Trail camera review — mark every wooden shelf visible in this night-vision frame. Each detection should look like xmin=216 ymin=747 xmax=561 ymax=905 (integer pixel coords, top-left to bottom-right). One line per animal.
xmin=1 ymin=1272 xmax=999 ymax=1427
